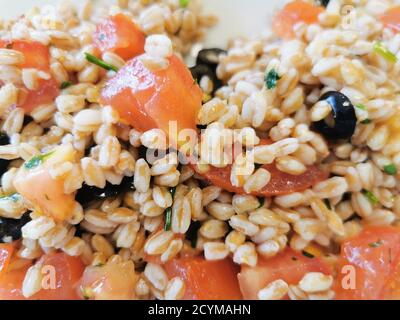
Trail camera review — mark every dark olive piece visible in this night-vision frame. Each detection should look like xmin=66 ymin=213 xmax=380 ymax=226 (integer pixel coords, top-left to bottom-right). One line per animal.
xmin=190 ymin=64 xmax=222 ymax=93
xmin=312 ymin=91 xmax=357 ymax=140
xmin=76 ymin=176 xmax=135 ymax=207
xmin=196 ymin=48 xmax=227 ymax=70
xmin=318 ymin=0 xmax=330 ymax=7
xmin=0 ymin=212 xmax=31 ymax=242
xmin=0 ymin=133 xmax=10 ymax=176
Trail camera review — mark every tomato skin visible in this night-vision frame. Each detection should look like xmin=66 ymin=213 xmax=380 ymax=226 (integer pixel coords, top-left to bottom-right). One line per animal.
xmin=0 ymin=251 xmax=84 ymax=300
xmin=80 ymin=261 xmax=137 ymax=300
xmin=0 ymin=244 xmax=15 ymax=279
xmin=33 ymin=253 xmax=85 ymax=300
xmin=18 ymin=78 xmax=59 ymax=113
xmin=101 ymin=55 xmax=202 ymax=144
xmin=381 ymin=6 xmax=400 ymax=33
xmin=195 ymin=162 xmax=328 ymax=197
xmin=93 ymin=13 xmax=145 ymax=60
xmin=335 ymin=226 xmax=400 ymax=300
xmin=14 ymin=144 xmax=77 ymax=222
xmin=192 ymin=138 xmax=328 ymax=196
xmin=0 ymin=40 xmax=59 ymax=112
xmin=164 ymin=256 xmax=243 ymax=300
xmin=0 ymin=40 xmax=51 ymax=72
xmin=0 ymin=261 xmax=32 ymax=300
xmin=238 ymin=248 xmax=332 ymax=300
xmin=273 ymin=0 xmax=323 ymax=39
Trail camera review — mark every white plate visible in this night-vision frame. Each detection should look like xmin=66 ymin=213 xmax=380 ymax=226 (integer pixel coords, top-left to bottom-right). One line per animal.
xmin=0 ymin=0 xmax=283 ymax=47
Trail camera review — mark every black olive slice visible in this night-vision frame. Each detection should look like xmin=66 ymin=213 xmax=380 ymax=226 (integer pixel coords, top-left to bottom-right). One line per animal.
xmin=190 ymin=64 xmax=222 ymax=93
xmin=196 ymin=48 xmax=227 ymax=70
xmin=0 ymin=133 xmax=10 ymax=176
xmin=0 ymin=212 xmax=31 ymax=242
xmin=76 ymin=176 xmax=135 ymax=207
xmin=312 ymin=91 xmax=357 ymax=140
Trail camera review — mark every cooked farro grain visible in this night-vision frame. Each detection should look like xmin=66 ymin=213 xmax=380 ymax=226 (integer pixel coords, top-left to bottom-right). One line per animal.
xmin=203 ymin=241 xmax=229 ymax=261
xmin=199 ymin=219 xmax=228 ymax=239
xmin=2 ymin=0 xmax=400 ymax=302
xmin=164 ymin=277 xmax=185 ymax=300
xmin=258 ymin=279 xmax=289 ymax=300
xmin=298 ymin=272 xmax=333 ymax=293
xmin=144 ymin=262 xmax=168 ymax=291
xmin=233 ymin=242 xmax=257 ymax=267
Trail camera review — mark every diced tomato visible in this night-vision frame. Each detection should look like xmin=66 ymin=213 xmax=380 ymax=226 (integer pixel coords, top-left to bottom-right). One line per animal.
xmin=0 ymin=261 xmax=32 ymax=300
xmin=33 ymin=253 xmax=84 ymax=300
xmin=381 ymin=6 xmax=400 ymax=33
xmin=14 ymin=144 xmax=77 ymax=222
xmin=18 ymin=78 xmax=60 ymax=113
xmin=0 ymin=243 xmax=15 ymax=279
xmin=0 ymin=40 xmax=51 ymax=72
xmin=0 ymin=252 xmax=84 ymax=300
xmin=192 ymin=139 xmax=328 ymax=196
xmin=194 ymin=162 xmax=328 ymax=197
xmin=80 ymin=261 xmax=137 ymax=300
xmin=272 ymin=0 xmax=324 ymax=39
xmin=238 ymin=248 xmax=332 ymax=300
xmin=335 ymin=226 xmax=400 ymax=300
xmin=93 ymin=13 xmax=145 ymax=60
xmin=101 ymin=55 xmax=202 ymax=146
xmin=164 ymin=256 xmax=242 ymax=300
xmin=0 ymin=39 xmax=59 ymax=112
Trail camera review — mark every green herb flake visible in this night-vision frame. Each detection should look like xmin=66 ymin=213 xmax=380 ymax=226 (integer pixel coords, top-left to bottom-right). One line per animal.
xmin=324 ymin=199 xmax=331 ymax=210
xmin=302 ymin=251 xmax=315 ymax=259
xmin=24 ymin=151 xmax=55 ymax=170
xmin=369 ymin=240 xmax=383 ymax=248
xmin=60 ymin=81 xmax=72 ymax=89
xmin=164 ymin=187 xmax=177 ymax=231
xmin=0 ymin=193 xmax=21 ymax=203
xmin=360 ymin=119 xmax=372 ymax=124
xmin=258 ymin=197 xmax=265 ymax=208
xmin=81 ymin=287 xmax=92 ymax=300
xmin=179 ymin=0 xmax=190 ymax=7
xmin=265 ymin=68 xmax=281 ymax=90
xmin=373 ymin=42 xmax=398 ymax=63
xmin=363 ymin=190 xmax=379 ymax=205
xmin=85 ymin=53 xmax=119 ymax=72
xmin=186 ymin=221 xmax=201 ymax=248
xmin=384 ymin=164 xmax=397 ymax=176
xmin=355 ymin=104 xmax=367 ymax=111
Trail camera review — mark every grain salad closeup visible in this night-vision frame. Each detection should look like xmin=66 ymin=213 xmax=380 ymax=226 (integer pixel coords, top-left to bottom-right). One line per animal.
xmin=1 ymin=0 xmax=400 ymax=301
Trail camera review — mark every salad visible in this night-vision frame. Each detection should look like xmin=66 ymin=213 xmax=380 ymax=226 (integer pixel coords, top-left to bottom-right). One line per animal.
xmin=0 ymin=0 xmax=400 ymax=300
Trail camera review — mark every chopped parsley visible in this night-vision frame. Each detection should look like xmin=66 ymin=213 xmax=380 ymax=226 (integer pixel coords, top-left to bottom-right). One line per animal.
xmin=81 ymin=287 xmax=92 ymax=300
xmin=60 ymin=81 xmax=72 ymax=89
xmin=302 ymin=251 xmax=315 ymax=259
xmin=373 ymin=42 xmax=398 ymax=63
xmin=0 ymin=193 xmax=21 ymax=202
xmin=265 ymin=68 xmax=281 ymax=89
xmin=164 ymin=187 xmax=177 ymax=231
xmin=355 ymin=104 xmax=367 ymax=111
xmin=186 ymin=221 xmax=201 ymax=248
xmin=324 ymin=199 xmax=331 ymax=210
xmin=258 ymin=197 xmax=265 ymax=208
xmin=85 ymin=53 xmax=119 ymax=72
xmin=179 ymin=0 xmax=190 ymax=7
xmin=24 ymin=151 xmax=55 ymax=170
xmin=360 ymin=119 xmax=372 ymax=124
xmin=368 ymin=240 xmax=383 ymax=248
xmin=317 ymin=0 xmax=330 ymax=7
xmin=362 ymin=190 xmax=379 ymax=205
xmin=384 ymin=164 xmax=397 ymax=176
